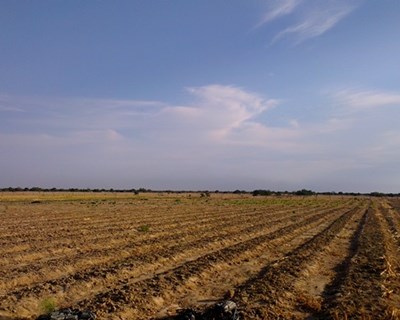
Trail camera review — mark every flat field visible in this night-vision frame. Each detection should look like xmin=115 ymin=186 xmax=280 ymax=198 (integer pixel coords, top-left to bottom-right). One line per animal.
xmin=0 ymin=193 xmax=399 ymax=319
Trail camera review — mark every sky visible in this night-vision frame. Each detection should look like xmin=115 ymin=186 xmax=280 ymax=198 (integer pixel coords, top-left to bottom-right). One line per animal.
xmin=1 ymin=0 xmax=400 ymax=192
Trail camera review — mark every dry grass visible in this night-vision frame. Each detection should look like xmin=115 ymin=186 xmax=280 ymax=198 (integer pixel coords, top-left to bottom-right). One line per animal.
xmin=1 ymin=193 xmax=396 ymax=320
xmin=296 ymin=292 xmax=322 ymax=312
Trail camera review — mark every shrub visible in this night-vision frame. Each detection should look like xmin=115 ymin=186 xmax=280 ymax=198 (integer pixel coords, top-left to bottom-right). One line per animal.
xmin=252 ymin=189 xmax=272 ymax=196
xmin=295 ymin=189 xmax=315 ymax=196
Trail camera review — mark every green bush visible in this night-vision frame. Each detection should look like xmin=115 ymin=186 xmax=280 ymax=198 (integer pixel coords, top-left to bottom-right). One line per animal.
xmin=40 ymin=297 xmax=57 ymax=314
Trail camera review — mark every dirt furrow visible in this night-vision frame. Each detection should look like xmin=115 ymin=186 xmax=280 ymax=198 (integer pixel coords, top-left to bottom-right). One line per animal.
xmin=0 ymin=205 xmax=343 ymax=294
xmin=383 ymin=200 xmax=400 ymax=247
xmin=231 ymin=206 xmax=358 ymax=319
xmin=0 ymin=195 xmax=366 ymax=320
xmin=1 ymin=205 xmax=334 ymax=306
xmin=0 ymin=206 xmax=294 ymax=287
xmin=289 ymin=205 xmax=367 ymax=319
xmin=122 ymin=206 xmax=349 ymax=319
xmin=0 ymin=203 xmax=335 ymax=275
xmin=319 ymin=206 xmax=389 ymax=319
xmin=0 ymin=200 xmax=322 ymax=251
xmin=0 ymin=204 xmax=321 ymax=263
xmin=374 ymin=202 xmax=400 ymax=318
xmin=0 ymin=205 xmax=244 ymax=245
xmin=72 ymin=207 xmax=355 ymax=319
xmin=0 ymin=206 xmax=266 ymax=264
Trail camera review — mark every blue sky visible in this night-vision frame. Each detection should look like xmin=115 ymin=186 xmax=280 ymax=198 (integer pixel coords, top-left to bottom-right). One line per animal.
xmin=1 ymin=0 xmax=400 ymax=192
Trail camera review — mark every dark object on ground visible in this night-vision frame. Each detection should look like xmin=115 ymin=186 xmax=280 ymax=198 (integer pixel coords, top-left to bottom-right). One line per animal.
xmin=170 ymin=300 xmax=239 ymax=320
xmin=205 ymin=301 xmax=239 ymax=320
xmin=176 ymin=308 xmax=201 ymax=320
xmin=36 ymin=308 xmax=96 ymax=320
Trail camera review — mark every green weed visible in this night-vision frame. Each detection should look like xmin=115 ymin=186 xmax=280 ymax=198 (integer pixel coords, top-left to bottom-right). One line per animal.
xmin=40 ymin=297 xmax=57 ymax=314
xmin=137 ymin=224 xmax=150 ymax=232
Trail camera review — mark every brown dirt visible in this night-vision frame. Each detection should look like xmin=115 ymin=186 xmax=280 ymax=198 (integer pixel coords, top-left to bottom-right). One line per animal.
xmin=0 ymin=193 xmax=398 ymax=320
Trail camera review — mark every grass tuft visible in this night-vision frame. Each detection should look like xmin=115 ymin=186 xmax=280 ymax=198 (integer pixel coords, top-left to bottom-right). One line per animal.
xmin=137 ymin=224 xmax=150 ymax=232
xmin=40 ymin=297 xmax=57 ymax=314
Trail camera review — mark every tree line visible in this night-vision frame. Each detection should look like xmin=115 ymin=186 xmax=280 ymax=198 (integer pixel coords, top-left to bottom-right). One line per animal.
xmin=0 ymin=187 xmax=398 ymax=197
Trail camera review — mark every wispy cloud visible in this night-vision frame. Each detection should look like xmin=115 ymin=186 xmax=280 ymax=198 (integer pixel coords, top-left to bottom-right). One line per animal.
xmin=258 ymin=0 xmax=360 ymax=44
xmin=0 ymin=95 xmax=25 ymax=112
xmin=0 ymin=106 xmax=25 ymax=112
xmin=335 ymin=88 xmax=400 ymax=109
xmin=0 ymin=85 xmax=281 ymax=147
xmin=274 ymin=5 xmax=355 ymax=44
xmin=256 ymin=0 xmax=302 ymax=27
xmin=156 ymin=85 xmax=284 ymax=147
xmin=185 ymin=84 xmax=278 ymax=132
xmin=1 ymin=84 xmax=399 ymax=191
xmin=0 ymin=86 xmax=302 ymax=189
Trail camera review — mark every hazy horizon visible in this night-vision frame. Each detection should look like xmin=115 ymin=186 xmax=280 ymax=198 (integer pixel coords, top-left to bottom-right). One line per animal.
xmin=1 ymin=1 xmax=399 ymax=193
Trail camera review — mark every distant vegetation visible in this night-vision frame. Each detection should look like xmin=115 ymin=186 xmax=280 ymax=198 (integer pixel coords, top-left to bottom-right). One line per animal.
xmin=0 ymin=187 xmax=398 ymax=197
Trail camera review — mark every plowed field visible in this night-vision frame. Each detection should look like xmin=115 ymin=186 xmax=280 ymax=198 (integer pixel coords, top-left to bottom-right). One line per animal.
xmin=0 ymin=193 xmax=399 ymax=320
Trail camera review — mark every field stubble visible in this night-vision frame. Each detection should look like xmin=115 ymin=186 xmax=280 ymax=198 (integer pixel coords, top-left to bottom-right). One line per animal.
xmin=0 ymin=193 xmax=399 ymax=320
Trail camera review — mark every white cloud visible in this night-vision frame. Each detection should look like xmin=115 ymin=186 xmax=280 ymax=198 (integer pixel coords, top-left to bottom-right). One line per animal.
xmin=0 ymin=85 xmax=280 ymax=146
xmin=258 ymin=0 xmax=360 ymax=44
xmin=217 ymin=121 xmax=305 ymax=150
xmin=161 ymin=106 xmax=201 ymax=118
xmin=335 ymin=89 xmax=400 ymax=109
xmin=184 ymin=84 xmax=278 ymax=134
xmin=256 ymin=0 xmax=302 ymax=27
xmin=313 ymin=117 xmax=354 ymax=133
xmin=1 ymin=84 xmax=399 ymax=191
xmin=274 ymin=6 xmax=354 ymax=44
xmin=289 ymin=119 xmax=300 ymax=128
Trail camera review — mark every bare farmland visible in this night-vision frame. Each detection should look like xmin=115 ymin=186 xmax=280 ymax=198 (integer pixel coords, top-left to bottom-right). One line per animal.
xmin=0 ymin=193 xmax=399 ymax=319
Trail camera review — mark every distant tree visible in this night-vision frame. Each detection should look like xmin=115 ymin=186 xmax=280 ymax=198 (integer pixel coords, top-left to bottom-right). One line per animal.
xmin=294 ymin=189 xmax=314 ymax=196
xmin=252 ymin=189 xmax=272 ymax=196
xmin=370 ymin=192 xmax=384 ymax=197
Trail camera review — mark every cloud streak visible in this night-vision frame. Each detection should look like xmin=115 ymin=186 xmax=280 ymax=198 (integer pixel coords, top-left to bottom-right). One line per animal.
xmin=258 ymin=0 xmax=360 ymax=44
xmin=256 ymin=0 xmax=302 ymax=27
xmin=335 ymin=89 xmax=400 ymax=109
xmin=274 ymin=5 xmax=354 ymax=44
